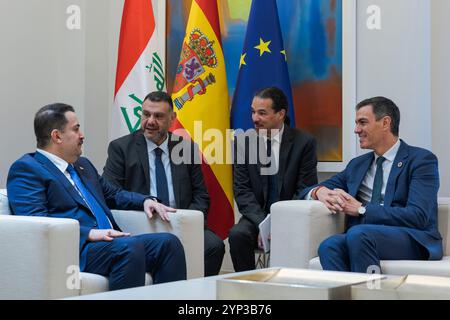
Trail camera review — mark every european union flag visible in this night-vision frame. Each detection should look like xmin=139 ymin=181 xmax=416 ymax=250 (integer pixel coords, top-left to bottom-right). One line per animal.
xmin=230 ymin=0 xmax=295 ymax=130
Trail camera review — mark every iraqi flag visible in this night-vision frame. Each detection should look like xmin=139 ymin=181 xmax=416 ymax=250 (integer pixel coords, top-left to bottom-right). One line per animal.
xmin=111 ymin=0 xmax=166 ymax=140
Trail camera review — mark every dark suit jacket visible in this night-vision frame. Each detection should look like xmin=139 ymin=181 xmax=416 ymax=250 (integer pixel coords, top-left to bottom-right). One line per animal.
xmin=234 ymin=126 xmax=318 ymax=227
xmin=299 ymin=140 xmax=443 ymax=260
xmin=7 ymin=152 xmax=148 ymax=270
xmin=102 ymin=131 xmax=209 ymax=221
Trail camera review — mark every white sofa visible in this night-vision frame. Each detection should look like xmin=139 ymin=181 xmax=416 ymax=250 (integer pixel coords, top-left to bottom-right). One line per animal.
xmin=0 ymin=189 xmax=204 ymax=299
xmin=270 ymin=199 xmax=450 ymax=276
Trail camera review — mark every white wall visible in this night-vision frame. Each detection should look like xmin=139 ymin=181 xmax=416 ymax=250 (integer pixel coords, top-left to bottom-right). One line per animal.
xmin=0 ymin=0 xmax=87 ymax=186
xmin=83 ymin=0 xmax=121 ymax=171
xmin=431 ymin=0 xmax=450 ymax=197
xmin=356 ymin=0 xmax=431 ymax=153
xmin=0 ymin=0 xmax=121 ymax=186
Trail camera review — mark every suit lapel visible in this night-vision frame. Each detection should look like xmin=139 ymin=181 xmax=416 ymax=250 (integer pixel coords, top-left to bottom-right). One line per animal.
xmin=168 ymin=135 xmax=181 ymax=207
xmin=34 ymin=152 xmax=86 ymax=207
xmin=384 ymin=140 xmax=408 ymax=206
xmin=253 ymin=134 xmax=268 ymax=201
xmin=350 ymin=153 xmax=374 ymax=197
xmin=135 ymin=133 xmax=151 ymax=193
xmin=277 ymin=126 xmax=294 ymax=195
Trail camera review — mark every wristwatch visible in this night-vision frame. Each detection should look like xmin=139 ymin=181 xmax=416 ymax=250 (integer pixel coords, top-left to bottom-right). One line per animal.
xmin=358 ymin=206 xmax=366 ymax=215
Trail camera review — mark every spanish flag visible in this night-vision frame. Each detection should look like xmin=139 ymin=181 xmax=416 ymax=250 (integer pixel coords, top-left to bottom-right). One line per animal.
xmin=171 ymin=0 xmax=233 ymax=239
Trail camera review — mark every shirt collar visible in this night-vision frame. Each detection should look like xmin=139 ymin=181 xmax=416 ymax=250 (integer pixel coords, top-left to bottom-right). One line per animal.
xmin=376 ymin=138 xmax=401 ymax=163
xmin=263 ymin=124 xmax=284 ymax=143
xmin=145 ymin=135 xmax=169 ymax=155
xmin=36 ymin=148 xmax=70 ymax=173
xmin=272 ymin=124 xmax=284 ymax=144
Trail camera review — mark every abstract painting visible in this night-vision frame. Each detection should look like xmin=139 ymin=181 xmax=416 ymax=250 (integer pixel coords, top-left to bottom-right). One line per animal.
xmin=166 ymin=0 xmax=343 ymax=162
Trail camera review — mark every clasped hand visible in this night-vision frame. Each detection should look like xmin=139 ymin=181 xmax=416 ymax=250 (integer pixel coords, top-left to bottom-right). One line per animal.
xmin=316 ymin=187 xmax=361 ymax=216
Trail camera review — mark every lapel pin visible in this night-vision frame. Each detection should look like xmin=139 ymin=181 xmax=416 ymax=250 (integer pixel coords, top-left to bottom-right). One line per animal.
xmin=397 ymin=162 xmax=403 ymax=168
xmin=79 ymin=166 xmax=84 ymax=170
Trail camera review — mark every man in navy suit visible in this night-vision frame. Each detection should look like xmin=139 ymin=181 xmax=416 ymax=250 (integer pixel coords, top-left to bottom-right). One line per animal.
xmin=301 ymin=96 xmax=442 ymax=273
xmin=7 ymin=103 xmax=187 ymax=290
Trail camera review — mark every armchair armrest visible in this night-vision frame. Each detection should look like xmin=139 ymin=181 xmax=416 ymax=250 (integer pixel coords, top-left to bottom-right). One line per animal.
xmin=270 ymin=200 xmax=345 ymax=268
xmin=111 ymin=209 xmax=204 ymax=279
xmin=0 ymin=216 xmax=80 ymax=299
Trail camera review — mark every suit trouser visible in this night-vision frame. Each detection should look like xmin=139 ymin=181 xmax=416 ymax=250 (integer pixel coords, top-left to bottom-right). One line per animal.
xmin=228 ymin=217 xmax=259 ymax=272
xmin=204 ymin=228 xmax=225 ymax=276
xmin=84 ymin=233 xmax=186 ymax=290
xmin=318 ymin=224 xmax=428 ymax=273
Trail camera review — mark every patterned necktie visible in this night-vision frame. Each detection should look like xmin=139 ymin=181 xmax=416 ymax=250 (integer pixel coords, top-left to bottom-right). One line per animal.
xmin=265 ymin=138 xmax=278 ymax=212
xmin=370 ymin=156 xmax=386 ymax=204
xmin=154 ymin=147 xmax=170 ymax=206
xmin=66 ymin=164 xmax=112 ymax=229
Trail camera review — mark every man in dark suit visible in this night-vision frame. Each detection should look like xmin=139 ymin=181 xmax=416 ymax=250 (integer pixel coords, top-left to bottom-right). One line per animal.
xmin=7 ymin=103 xmax=187 ymax=290
xmin=230 ymin=87 xmax=318 ymax=271
xmin=301 ymin=96 xmax=442 ymax=273
xmin=102 ymin=91 xmax=225 ymax=276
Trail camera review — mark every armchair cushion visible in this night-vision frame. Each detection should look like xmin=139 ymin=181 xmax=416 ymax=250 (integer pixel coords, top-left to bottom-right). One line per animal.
xmin=0 ymin=189 xmax=10 ymax=215
xmin=111 ymin=209 xmax=204 ymax=279
xmin=270 ymin=200 xmax=345 ymax=268
xmin=0 ymin=215 xmax=80 ymax=299
xmin=79 ymin=272 xmax=109 ymax=296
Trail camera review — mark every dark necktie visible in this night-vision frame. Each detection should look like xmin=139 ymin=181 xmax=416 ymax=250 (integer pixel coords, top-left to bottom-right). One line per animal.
xmin=265 ymin=138 xmax=278 ymax=212
xmin=154 ymin=147 xmax=170 ymax=206
xmin=370 ymin=156 xmax=386 ymax=204
xmin=66 ymin=164 xmax=112 ymax=229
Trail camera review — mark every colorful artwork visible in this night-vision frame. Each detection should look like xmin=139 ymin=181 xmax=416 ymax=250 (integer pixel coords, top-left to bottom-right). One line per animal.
xmin=167 ymin=0 xmax=343 ymax=161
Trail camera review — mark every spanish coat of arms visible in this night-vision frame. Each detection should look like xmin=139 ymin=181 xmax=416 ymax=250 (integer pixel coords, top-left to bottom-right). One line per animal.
xmin=173 ymin=28 xmax=218 ymax=110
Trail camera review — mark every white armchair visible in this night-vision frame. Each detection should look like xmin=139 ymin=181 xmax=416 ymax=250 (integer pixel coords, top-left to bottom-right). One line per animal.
xmin=0 ymin=189 xmax=204 ymax=299
xmin=270 ymin=199 xmax=450 ymax=276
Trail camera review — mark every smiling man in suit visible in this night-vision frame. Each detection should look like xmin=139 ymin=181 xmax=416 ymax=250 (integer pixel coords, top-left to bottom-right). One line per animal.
xmin=7 ymin=103 xmax=187 ymax=290
xmin=230 ymin=86 xmax=318 ymax=272
xmin=102 ymin=91 xmax=225 ymax=276
xmin=301 ymin=96 xmax=443 ymax=273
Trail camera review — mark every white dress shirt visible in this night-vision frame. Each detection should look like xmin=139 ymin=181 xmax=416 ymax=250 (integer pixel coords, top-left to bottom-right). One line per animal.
xmin=261 ymin=124 xmax=284 ymax=172
xmin=145 ymin=136 xmax=176 ymax=207
xmin=37 ymin=148 xmax=74 ymax=185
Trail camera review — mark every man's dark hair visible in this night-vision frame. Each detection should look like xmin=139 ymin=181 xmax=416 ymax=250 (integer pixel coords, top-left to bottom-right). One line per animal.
xmin=34 ymin=103 xmax=75 ymax=148
xmin=254 ymin=86 xmax=290 ymax=125
xmin=356 ymin=96 xmax=400 ymax=136
xmin=144 ymin=91 xmax=174 ymax=111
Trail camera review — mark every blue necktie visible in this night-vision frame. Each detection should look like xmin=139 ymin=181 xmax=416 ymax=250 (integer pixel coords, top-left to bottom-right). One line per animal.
xmin=66 ymin=164 xmax=112 ymax=229
xmin=265 ymin=138 xmax=278 ymax=212
xmin=154 ymin=148 xmax=170 ymax=206
xmin=370 ymin=156 xmax=386 ymax=204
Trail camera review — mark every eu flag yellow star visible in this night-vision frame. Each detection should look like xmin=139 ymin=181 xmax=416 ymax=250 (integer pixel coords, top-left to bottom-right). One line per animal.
xmin=281 ymin=50 xmax=287 ymax=61
xmin=239 ymin=53 xmax=247 ymax=67
xmin=254 ymin=38 xmax=271 ymax=57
